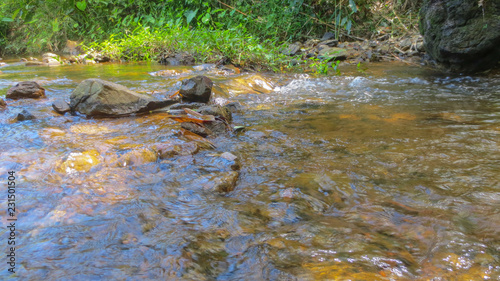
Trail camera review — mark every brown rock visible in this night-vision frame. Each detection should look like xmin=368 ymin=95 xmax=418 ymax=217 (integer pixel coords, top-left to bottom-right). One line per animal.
xmin=25 ymin=61 xmax=44 ymax=66
xmin=198 ymin=105 xmax=232 ymax=121
xmin=6 ymin=81 xmax=46 ymax=99
xmin=204 ymin=120 xmax=229 ymax=135
xmin=154 ymin=142 xmax=199 ymax=159
xmin=0 ymin=98 xmax=6 ymax=107
xmin=203 ymin=171 xmax=239 ymax=192
xmin=181 ymin=122 xmax=211 ymax=137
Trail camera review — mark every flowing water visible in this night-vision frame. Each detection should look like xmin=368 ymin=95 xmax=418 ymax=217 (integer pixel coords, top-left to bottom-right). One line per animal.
xmin=0 ymin=60 xmax=499 ymax=280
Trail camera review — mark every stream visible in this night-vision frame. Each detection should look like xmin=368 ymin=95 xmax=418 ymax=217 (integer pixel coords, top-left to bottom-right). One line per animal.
xmin=0 ymin=61 xmax=499 ymax=280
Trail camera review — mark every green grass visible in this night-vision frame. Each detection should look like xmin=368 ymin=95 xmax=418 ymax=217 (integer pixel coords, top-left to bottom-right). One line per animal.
xmin=84 ymin=24 xmax=295 ymax=72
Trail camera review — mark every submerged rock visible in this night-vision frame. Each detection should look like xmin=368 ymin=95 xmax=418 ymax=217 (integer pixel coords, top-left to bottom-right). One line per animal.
xmin=220 ymin=152 xmax=241 ymax=171
xmin=180 ymin=119 xmax=229 ymax=137
xmin=181 ymin=122 xmax=212 ymax=137
xmin=52 ymin=99 xmax=71 ymax=114
xmin=6 ymin=81 xmax=46 ymax=99
xmin=150 ymin=69 xmax=193 ymax=77
xmin=419 ymin=0 xmax=500 ymax=73
xmin=70 ymin=78 xmax=178 ymax=117
xmin=25 ymin=61 xmax=44 ymax=66
xmin=179 ymin=76 xmax=213 ymax=103
xmin=154 ymin=142 xmax=199 ymax=159
xmin=57 ymin=150 xmax=102 ymax=174
xmin=116 ymin=148 xmax=157 ymax=167
xmin=170 ymin=102 xmax=207 ymax=110
xmin=203 ymin=171 xmax=239 ymax=192
xmin=16 ymin=109 xmax=36 ymax=121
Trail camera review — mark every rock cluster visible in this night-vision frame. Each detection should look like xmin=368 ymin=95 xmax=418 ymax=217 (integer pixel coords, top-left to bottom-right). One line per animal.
xmin=281 ymin=32 xmax=425 ymax=64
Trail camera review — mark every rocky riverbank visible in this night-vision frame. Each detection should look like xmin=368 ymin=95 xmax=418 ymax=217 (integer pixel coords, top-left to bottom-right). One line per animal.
xmin=0 ymin=30 xmax=428 ymax=73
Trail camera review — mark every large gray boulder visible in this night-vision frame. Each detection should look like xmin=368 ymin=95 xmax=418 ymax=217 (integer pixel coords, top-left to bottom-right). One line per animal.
xmin=70 ymin=79 xmax=177 ymax=117
xmin=419 ymin=0 xmax=500 ymax=73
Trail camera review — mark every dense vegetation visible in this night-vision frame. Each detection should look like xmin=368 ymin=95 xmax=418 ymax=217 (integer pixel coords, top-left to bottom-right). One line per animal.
xmin=0 ymin=0 xmax=422 ymax=67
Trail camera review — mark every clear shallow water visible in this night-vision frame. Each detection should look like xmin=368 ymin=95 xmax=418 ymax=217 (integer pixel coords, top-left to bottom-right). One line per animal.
xmin=0 ymin=61 xmax=499 ymax=280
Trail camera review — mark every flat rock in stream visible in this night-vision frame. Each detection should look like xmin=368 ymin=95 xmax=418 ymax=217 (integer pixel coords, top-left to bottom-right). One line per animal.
xmin=52 ymin=99 xmax=71 ymax=114
xmin=170 ymin=102 xmax=207 ymax=110
xmin=0 ymin=98 xmax=6 ymax=107
xmin=70 ymin=78 xmax=178 ymax=117
xmin=6 ymin=81 xmax=46 ymax=99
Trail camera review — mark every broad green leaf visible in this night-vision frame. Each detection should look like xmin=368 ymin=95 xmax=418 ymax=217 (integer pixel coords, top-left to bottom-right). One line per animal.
xmin=76 ymin=1 xmax=87 ymax=11
xmin=349 ymin=0 xmax=357 ymax=13
xmin=184 ymin=9 xmax=198 ymax=25
xmin=341 ymin=16 xmax=347 ymax=26
xmin=1 ymin=17 xmax=14 ymax=22
xmin=12 ymin=8 xmax=20 ymax=20
xmin=201 ymin=13 xmax=210 ymax=24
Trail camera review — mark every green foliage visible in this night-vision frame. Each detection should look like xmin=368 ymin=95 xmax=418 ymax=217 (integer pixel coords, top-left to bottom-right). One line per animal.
xmin=0 ymin=0 xmax=422 ymax=60
xmin=309 ymin=57 xmax=329 ymax=75
xmin=85 ymin=23 xmax=291 ymax=71
xmin=332 ymin=60 xmax=341 ymax=75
